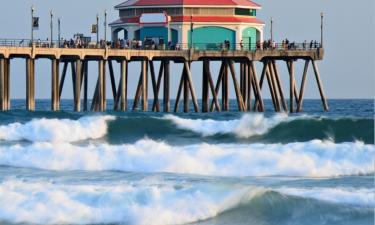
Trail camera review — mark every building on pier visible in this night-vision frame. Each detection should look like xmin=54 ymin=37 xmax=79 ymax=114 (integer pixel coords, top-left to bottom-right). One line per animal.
xmin=109 ymin=0 xmax=265 ymax=50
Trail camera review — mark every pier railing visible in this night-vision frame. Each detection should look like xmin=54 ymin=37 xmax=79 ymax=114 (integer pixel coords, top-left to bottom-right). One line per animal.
xmin=0 ymin=39 xmax=322 ymax=52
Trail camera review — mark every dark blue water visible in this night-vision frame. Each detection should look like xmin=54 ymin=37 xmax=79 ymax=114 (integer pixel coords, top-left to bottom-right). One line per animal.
xmin=0 ymin=99 xmax=373 ymax=225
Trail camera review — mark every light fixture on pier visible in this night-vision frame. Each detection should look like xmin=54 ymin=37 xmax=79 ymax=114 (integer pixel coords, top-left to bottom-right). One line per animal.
xmin=320 ymin=12 xmax=324 ymax=48
xmin=96 ymin=14 xmax=99 ymax=44
xmin=31 ymin=5 xmax=35 ymax=45
xmin=50 ymin=10 xmax=54 ymax=47
xmin=58 ymin=18 xmax=61 ymax=47
xmin=270 ymin=17 xmax=274 ymax=42
xmin=104 ymin=10 xmax=108 ymax=43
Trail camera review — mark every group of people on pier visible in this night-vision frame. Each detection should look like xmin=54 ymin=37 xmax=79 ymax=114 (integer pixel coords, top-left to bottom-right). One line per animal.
xmin=21 ymin=35 xmax=320 ymax=52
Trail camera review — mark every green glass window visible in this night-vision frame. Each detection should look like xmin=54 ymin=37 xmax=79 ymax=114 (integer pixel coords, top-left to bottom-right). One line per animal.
xmin=235 ymin=8 xmax=256 ymax=16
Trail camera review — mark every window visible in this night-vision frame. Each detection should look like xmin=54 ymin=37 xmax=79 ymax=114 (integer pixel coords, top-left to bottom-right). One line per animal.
xmin=235 ymin=8 xmax=256 ymax=16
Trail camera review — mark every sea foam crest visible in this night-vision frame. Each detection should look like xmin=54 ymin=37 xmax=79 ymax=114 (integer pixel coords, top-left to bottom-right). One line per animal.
xmin=0 ymin=139 xmax=373 ymax=177
xmin=164 ymin=114 xmax=289 ymax=138
xmin=0 ymin=178 xmax=265 ymax=225
xmin=0 ymin=116 xmax=115 ymax=142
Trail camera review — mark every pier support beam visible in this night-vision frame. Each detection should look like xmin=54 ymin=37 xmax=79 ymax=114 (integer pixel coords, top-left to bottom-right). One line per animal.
xmin=289 ymin=60 xmax=295 ymax=113
xmin=174 ymin=61 xmax=199 ymax=113
xmin=26 ymin=58 xmax=35 ymax=111
xmin=183 ymin=63 xmax=190 ymax=112
xmin=202 ymin=60 xmax=210 ymax=113
xmin=163 ymin=60 xmax=170 ymax=112
xmin=74 ymin=59 xmax=81 ymax=112
xmin=120 ymin=60 xmax=127 ymax=111
xmin=51 ymin=59 xmax=60 ymax=111
xmin=83 ymin=60 xmax=88 ymax=111
xmin=297 ymin=60 xmax=310 ymax=112
xmin=222 ymin=61 xmax=229 ymax=111
xmin=0 ymin=58 xmax=4 ymax=111
xmin=312 ymin=60 xmax=329 ymax=111
xmin=97 ymin=60 xmax=106 ymax=111
xmin=141 ymin=60 xmax=148 ymax=111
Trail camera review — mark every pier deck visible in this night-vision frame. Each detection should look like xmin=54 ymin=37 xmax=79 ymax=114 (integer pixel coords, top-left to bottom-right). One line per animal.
xmin=0 ymin=45 xmax=328 ymax=113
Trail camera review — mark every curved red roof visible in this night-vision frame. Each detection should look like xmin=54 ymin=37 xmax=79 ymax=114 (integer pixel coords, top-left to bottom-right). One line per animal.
xmin=115 ymin=0 xmax=261 ymax=8
xmin=109 ymin=15 xmax=264 ymax=25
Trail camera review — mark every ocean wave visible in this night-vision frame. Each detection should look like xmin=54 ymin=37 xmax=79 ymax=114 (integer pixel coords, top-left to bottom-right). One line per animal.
xmin=0 ymin=139 xmax=373 ymax=177
xmin=0 ymin=178 xmax=372 ymax=225
xmin=278 ymin=187 xmax=374 ymax=207
xmin=163 ymin=114 xmax=290 ymax=138
xmin=0 ymin=178 xmax=265 ymax=225
xmin=0 ymin=116 xmax=115 ymax=142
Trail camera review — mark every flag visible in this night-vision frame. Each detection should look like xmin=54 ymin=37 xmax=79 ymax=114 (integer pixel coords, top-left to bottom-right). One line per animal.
xmin=32 ymin=17 xmax=39 ymax=30
xmin=91 ymin=24 xmax=97 ymax=34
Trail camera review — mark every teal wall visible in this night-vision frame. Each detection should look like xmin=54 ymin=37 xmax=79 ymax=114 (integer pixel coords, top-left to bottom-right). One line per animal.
xmin=242 ymin=27 xmax=257 ymax=50
xmin=138 ymin=27 xmax=178 ymax=44
xmin=188 ymin=26 xmax=236 ymax=50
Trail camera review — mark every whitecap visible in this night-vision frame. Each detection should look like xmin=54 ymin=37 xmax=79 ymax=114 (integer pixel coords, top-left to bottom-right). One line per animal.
xmin=163 ymin=113 xmax=290 ymax=138
xmin=0 ymin=115 xmax=115 ymax=143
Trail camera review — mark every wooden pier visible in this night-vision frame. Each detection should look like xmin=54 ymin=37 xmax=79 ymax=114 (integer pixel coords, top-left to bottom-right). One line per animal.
xmin=0 ymin=46 xmax=328 ymax=113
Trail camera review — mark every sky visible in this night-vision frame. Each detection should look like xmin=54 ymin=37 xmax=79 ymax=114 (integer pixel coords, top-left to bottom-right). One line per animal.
xmin=0 ymin=0 xmax=374 ymax=100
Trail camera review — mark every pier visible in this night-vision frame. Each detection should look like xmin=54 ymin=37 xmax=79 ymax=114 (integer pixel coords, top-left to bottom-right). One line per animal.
xmin=0 ymin=42 xmax=328 ymax=113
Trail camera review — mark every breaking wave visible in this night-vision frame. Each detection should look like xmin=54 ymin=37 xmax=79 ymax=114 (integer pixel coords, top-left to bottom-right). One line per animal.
xmin=0 ymin=178 xmax=372 ymax=225
xmin=163 ymin=114 xmax=290 ymax=138
xmin=0 ymin=139 xmax=373 ymax=177
xmin=0 ymin=116 xmax=115 ymax=142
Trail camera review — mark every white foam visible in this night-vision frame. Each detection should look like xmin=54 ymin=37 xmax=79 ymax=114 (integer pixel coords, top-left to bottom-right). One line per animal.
xmin=0 ymin=116 xmax=115 ymax=143
xmin=0 ymin=178 xmax=265 ymax=225
xmin=278 ymin=187 xmax=374 ymax=207
xmin=164 ymin=113 xmax=290 ymax=138
xmin=0 ymin=139 xmax=373 ymax=177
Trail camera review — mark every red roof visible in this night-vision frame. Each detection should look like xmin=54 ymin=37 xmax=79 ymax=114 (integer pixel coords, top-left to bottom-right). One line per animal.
xmin=109 ymin=15 xmax=264 ymax=25
xmin=115 ymin=0 xmax=261 ymax=8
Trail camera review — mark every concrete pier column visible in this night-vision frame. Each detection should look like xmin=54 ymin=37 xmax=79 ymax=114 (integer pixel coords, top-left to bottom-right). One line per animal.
xmin=51 ymin=59 xmax=60 ymax=111
xmin=0 ymin=58 xmax=5 ymax=111
xmin=102 ymin=60 xmax=107 ymax=111
xmin=83 ymin=60 xmax=88 ymax=111
xmin=74 ymin=59 xmax=81 ymax=112
xmin=202 ymin=60 xmax=209 ymax=113
xmin=98 ymin=60 xmax=104 ymax=111
xmin=4 ymin=59 xmax=10 ymax=110
xmin=26 ymin=58 xmax=35 ymax=111
xmin=183 ymin=64 xmax=189 ymax=113
xmin=289 ymin=61 xmax=295 ymax=113
xmin=163 ymin=60 xmax=170 ymax=112
xmin=120 ymin=60 xmax=127 ymax=111
xmin=141 ymin=60 xmax=148 ymax=111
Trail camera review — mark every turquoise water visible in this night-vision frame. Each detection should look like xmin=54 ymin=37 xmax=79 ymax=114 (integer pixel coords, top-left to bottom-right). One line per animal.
xmin=0 ymin=99 xmax=373 ymax=225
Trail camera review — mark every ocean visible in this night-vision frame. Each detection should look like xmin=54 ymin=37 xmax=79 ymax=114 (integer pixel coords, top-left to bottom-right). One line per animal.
xmin=0 ymin=99 xmax=373 ymax=225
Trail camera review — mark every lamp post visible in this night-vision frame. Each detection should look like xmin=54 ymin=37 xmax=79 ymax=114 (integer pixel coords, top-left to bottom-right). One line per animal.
xmin=58 ymin=18 xmax=61 ymax=47
xmin=270 ymin=17 xmax=273 ymax=43
xmin=96 ymin=14 xmax=99 ymax=45
xmin=31 ymin=5 xmax=35 ymax=45
xmin=50 ymin=10 xmax=53 ymax=47
xmin=104 ymin=10 xmax=107 ymax=43
xmin=320 ymin=12 xmax=324 ymax=48
xmin=190 ymin=15 xmax=194 ymax=49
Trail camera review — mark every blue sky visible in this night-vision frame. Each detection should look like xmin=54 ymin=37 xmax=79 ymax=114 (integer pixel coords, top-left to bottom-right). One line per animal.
xmin=0 ymin=0 xmax=374 ymax=99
